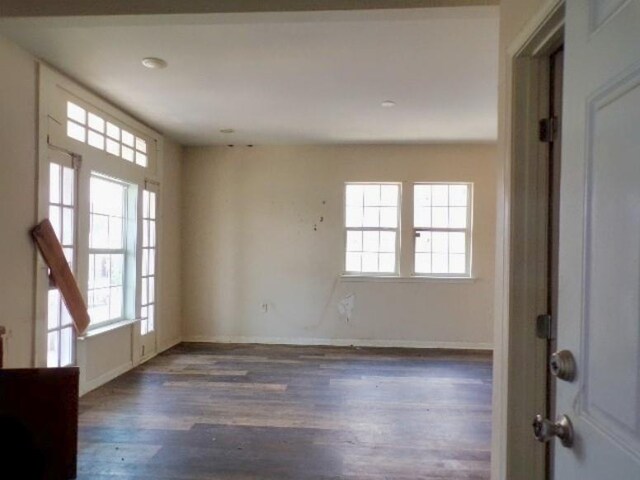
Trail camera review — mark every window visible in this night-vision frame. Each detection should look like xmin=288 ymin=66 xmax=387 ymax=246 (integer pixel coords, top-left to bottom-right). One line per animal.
xmin=47 ymin=162 xmax=75 ymax=367
xmin=140 ymin=189 xmax=157 ymax=335
xmin=414 ymin=183 xmax=472 ymax=276
xmin=87 ymin=175 xmax=130 ymax=325
xmin=66 ymin=101 xmax=148 ymax=167
xmin=344 ymin=183 xmax=400 ymax=274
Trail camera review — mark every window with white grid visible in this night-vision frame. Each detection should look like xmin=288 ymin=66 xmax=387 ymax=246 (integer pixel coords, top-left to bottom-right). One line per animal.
xmin=141 ymin=189 xmax=157 ymax=335
xmin=413 ymin=183 xmax=472 ymax=276
xmin=87 ymin=175 xmax=130 ymax=325
xmin=47 ymin=162 xmax=75 ymax=367
xmin=66 ymin=101 xmax=149 ymax=167
xmin=344 ymin=183 xmax=400 ymax=274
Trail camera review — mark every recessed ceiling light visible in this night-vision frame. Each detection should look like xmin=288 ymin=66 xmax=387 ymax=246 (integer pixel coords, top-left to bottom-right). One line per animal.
xmin=141 ymin=57 xmax=167 ymax=69
xmin=381 ymin=100 xmax=396 ymax=108
xmin=220 ymin=128 xmax=235 ymax=134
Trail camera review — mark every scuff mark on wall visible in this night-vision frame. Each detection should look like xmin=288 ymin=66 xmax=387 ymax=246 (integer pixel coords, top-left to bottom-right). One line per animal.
xmin=338 ymin=293 xmax=355 ymax=323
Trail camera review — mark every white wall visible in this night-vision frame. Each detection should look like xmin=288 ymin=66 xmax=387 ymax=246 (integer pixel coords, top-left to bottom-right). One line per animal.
xmin=0 ymin=34 xmax=38 ymax=368
xmin=182 ymin=144 xmax=497 ymax=348
xmin=0 ymin=34 xmax=183 ymax=380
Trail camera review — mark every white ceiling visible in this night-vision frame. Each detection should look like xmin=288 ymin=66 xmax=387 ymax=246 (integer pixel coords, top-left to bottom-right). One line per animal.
xmin=0 ymin=7 xmax=499 ymax=145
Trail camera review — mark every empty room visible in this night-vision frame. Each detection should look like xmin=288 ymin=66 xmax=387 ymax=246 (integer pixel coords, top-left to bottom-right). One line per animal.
xmin=4 ymin=1 xmax=638 ymax=479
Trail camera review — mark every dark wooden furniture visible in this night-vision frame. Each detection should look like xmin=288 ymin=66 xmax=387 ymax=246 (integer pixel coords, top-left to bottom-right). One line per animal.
xmin=0 ymin=367 xmax=79 ymax=479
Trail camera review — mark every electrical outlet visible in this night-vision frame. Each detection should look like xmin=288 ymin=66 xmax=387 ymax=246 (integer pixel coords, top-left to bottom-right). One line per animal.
xmin=261 ymin=303 xmax=269 ymax=313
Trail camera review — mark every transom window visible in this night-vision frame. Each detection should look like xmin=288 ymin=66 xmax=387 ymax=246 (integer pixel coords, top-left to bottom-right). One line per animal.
xmin=66 ymin=101 xmax=148 ymax=167
xmin=87 ymin=175 xmax=129 ymax=325
xmin=344 ymin=183 xmax=400 ymax=274
xmin=413 ymin=183 xmax=472 ymax=276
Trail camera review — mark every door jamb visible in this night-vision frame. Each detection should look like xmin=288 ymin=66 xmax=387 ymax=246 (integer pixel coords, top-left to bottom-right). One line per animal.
xmin=492 ymin=1 xmax=565 ymax=479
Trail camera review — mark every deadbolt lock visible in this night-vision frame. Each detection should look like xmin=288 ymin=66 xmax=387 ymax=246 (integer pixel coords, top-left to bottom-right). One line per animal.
xmin=532 ymin=414 xmax=574 ymax=448
xmin=550 ymin=350 xmax=576 ymax=382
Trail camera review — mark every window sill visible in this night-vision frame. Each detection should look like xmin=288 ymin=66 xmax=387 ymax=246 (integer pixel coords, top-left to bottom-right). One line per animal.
xmin=340 ymin=275 xmax=477 ymax=283
xmin=78 ymin=317 xmax=140 ymax=340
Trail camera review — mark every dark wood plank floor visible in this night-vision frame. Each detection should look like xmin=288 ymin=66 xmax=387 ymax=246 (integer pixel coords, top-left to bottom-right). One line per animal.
xmin=78 ymin=343 xmax=493 ymax=479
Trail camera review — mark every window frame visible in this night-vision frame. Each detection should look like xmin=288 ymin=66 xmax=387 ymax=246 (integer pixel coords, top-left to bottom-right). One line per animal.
xmin=343 ymin=182 xmax=402 ymax=277
xmin=412 ymin=182 xmax=473 ymax=278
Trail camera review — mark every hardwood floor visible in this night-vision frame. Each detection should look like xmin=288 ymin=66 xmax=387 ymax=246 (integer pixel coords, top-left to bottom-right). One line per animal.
xmin=78 ymin=343 xmax=493 ymax=479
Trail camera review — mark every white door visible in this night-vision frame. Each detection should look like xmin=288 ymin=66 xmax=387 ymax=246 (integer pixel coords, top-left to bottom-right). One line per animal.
xmin=554 ymin=0 xmax=640 ymax=477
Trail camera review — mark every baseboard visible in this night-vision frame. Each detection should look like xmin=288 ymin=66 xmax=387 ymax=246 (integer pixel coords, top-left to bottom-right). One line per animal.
xmin=79 ymin=336 xmax=183 ymax=396
xmin=80 ymin=361 xmax=133 ymax=396
xmin=182 ymin=335 xmax=493 ymax=351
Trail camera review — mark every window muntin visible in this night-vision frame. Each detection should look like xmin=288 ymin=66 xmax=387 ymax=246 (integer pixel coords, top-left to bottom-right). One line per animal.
xmin=47 ymin=162 xmax=75 ymax=367
xmin=66 ymin=101 xmax=148 ymax=167
xmin=87 ymin=175 xmax=129 ymax=325
xmin=413 ymin=183 xmax=472 ymax=276
xmin=344 ymin=183 xmax=400 ymax=274
xmin=141 ymin=189 xmax=157 ymax=335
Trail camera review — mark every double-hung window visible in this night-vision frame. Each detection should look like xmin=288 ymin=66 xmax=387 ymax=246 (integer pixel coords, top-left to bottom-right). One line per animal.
xmin=343 ymin=181 xmax=473 ymax=278
xmin=413 ymin=183 xmax=472 ymax=276
xmin=87 ymin=175 xmax=130 ymax=325
xmin=344 ymin=183 xmax=400 ymax=274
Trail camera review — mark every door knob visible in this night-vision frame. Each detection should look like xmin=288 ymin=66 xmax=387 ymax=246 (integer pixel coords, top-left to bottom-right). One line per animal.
xmin=550 ymin=350 xmax=576 ymax=381
xmin=532 ymin=414 xmax=574 ymax=447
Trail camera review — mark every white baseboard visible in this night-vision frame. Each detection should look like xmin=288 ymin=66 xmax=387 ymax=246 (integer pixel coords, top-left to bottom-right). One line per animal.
xmin=79 ymin=336 xmax=183 ymax=396
xmin=80 ymin=361 xmax=133 ymax=396
xmin=181 ymin=335 xmax=492 ymax=351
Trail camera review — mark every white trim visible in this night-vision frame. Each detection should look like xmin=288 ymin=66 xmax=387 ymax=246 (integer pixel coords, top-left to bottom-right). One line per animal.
xmin=492 ymin=2 xmax=565 ymax=480
xmin=78 ymin=317 xmax=141 ymax=339
xmin=340 ymin=275 xmax=476 ymax=283
xmin=80 ymin=360 xmax=133 ymax=396
xmin=182 ymin=335 xmax=493 ymax=351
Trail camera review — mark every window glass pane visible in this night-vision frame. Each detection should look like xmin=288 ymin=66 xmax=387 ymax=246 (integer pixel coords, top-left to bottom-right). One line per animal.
xmin=414 ymin=185 xmax=432 ymax=207
xmin=149 ymin=192 xmax=156 ymax=219
xmin=49 ymin=205 xmax=61 ymax=241
xmin=67 ymin=102 xmax=86 ymax=124
xmin=136 ymin=152 xmax=147 ymax=167
xmin=122 ymin=146 xmax=134 ymax=162
xmin=345 ymin=185 xmax=364 ymax=206
xmin=432 ymin=232 xmax=449 ymax=254
xmin=378 ymin=253 xmax=395 ymax=273
xmin=149 ymin=248 xmax=155 ymax=275
xmin=47 ymin=331 xmax=60 ymax=367
xmin=148 ymin=305 xmax=155 ymax=331
xmin=106 ymin=138 xmax=120 ymax=157
xmin=109 ymin=286 xmax=123 ymax=319
xmin=363 ymin=185 xmax=381 ymax=206
xmin=48 ymin=289 xmax=60 ymax=330
xmin=449 ymin=207 xmax=467 ymax=228
xmin=62 ymin=207 xmax=74 ymax=245
xmin=135 ymin=137 xmax=147 ymax=153
xmin=61 ymin=301 xmax=73 ymax=327
xmin=449 ymin=232 xmax=466 ymax=254
xmin=346 ymin=252 xmax=361 ymax=272
xmin=345 ymin=206 xmax=364 ymax=228
xmin=50 ymin=163 xmax=61 ymax=204
xmin=432 ymin=253 xmax=448 ymax=273
xmin=60 ymin=327 xmax=73 ymax=367
xmin=432 ymin=207 xmax=448 ymax=228
xmin=88 ymin=113 xmax=105 ymax=133
xmin=143 ymin=190 xmax=150 ymax=218
xmin=449 ymin=185 xmax=468 ymax=206
xmin=379 ymin=207 xmax=397 ymax=228
xmin=415 ymin=231 xmax=432 ymax=253
xmin=415 ymin=253 xmax=431 ymax=274
xmin=106 ymin=122 xmax=120 ymax=140
xmin=148 ymin=277 xmax=155 ymax=303
xmin=122 ymin=130 xmax=134 ymax=147
xmin=111 ymin=254 xmax=124 ymax=286
xmin=67 ymin=121 xmax=86 ymax=143
xmin=62 ymin=167 xmax=74 ymax=206
xmin=432 ymin=185 xmax=449 ymax=206
xmin=379 ymin=231 xmax=396 ymax=253
xmin=142 ymin=248 xmax=149 ymax=276
xmin=109 ymin=217 xmax=123 ymax=249
xmin=449 ymin=254 xmax=466 ymax=274
xmin=362 ymin=207 xmax=379 ymax=227
xmin=346 ymin=230 xmax=363 ymax=252
xmin=362 ymin=231 xmax=379 ymax=252
xmin=380 ymin=185 xmax=398 ymax=206
xmin=361 ymin=252 xmax=378 ymax=272
xmin=88 ymin=130 xmax=105 ymax=150
xmin=414 ymin=206 xmax=431 ymax=228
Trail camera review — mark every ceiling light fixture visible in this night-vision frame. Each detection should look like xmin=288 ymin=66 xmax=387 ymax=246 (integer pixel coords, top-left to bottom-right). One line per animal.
xmin=220 ymin=128 xmax=235 ymax=134
xmin=381 ymin=100 xmax=396 ymax=108
xmin=141 ymin=57 xmax=168 ymax=69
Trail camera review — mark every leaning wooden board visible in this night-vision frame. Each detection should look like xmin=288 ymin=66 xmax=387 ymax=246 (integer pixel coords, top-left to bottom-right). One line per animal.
xmin=32 ymin=219 xmax=90 ymax=334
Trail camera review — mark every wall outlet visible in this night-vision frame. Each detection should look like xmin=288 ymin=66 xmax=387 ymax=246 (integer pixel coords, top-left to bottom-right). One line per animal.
xmin=261 ymin=303 xmax=269 ymax=313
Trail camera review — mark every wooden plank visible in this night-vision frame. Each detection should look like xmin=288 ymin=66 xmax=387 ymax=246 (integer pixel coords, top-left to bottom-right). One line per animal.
xmin=31 ymin=219 xmax=90 ymax=334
